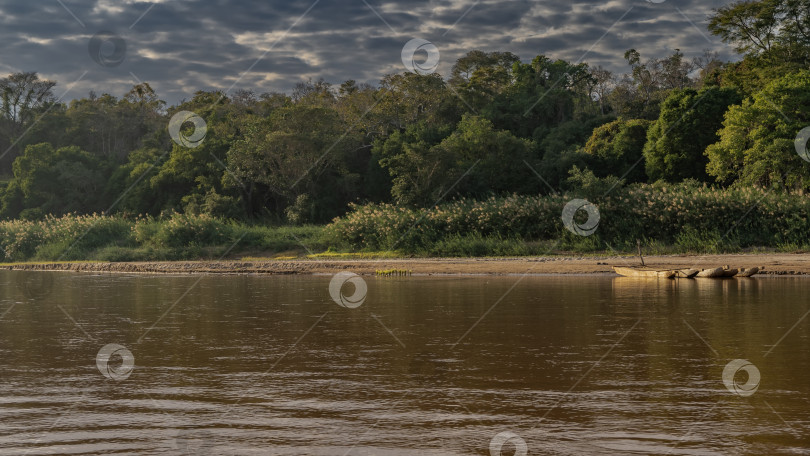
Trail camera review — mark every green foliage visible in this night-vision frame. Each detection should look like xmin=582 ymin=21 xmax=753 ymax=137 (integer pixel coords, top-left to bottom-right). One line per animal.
xmin=482 ymin=55 xmax=595 ymax=138
xmin=133 ymin=213 xmax=232 ymax=248
xmin=0 ymin=213 xmax=329 ymax=262
xmin=644 ymin=87 xmax=742 ymax=182
xmin=709 ymin=0 xmax=810 ymax=94
xmin=564 ymin=166 xmax=625 ymax=199
xmin=706 ymin=70 xmax=810 ymax=189
xmin=429 ymin=232 xmax=529 ymax=257
xmin=449 ymin=50 xmax=521 ymax=111
xmin=379 ymin=115 xmax=537 ymax=205
xmin=328 ymin=183 xmax=810 ymax=253
xmin=1 ymin=143 xmax=109 ymax=218
xmin=375 ymin=121 xmax=452 ymax=205
xmin=708 ymin=0 xmax=810 ymax=58
xmin=674 ymin=226 xmax=740 ymax=253
xmin=610 ymin=49 xmax=695 ymax=120
xmin=583 ymin=118 xmax=652 ymax=182
xmin=0 ymin=213 xmax=131 ymax=262
xmin=226 ymin=103 xmax=364 ymax=222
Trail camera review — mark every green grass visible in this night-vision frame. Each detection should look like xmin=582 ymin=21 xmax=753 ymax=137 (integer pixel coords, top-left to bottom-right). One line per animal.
xmin=306 ymin=251 xmax=404 ymax=259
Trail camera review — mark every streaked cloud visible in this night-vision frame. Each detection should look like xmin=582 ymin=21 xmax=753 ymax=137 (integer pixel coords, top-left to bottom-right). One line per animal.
xmin=0 ymin=0 xmax=735 ymax=104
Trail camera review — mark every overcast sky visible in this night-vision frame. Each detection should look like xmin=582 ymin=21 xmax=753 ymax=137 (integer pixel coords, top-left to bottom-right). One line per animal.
xmin=0 ymin=0 xmax=736 ymax=105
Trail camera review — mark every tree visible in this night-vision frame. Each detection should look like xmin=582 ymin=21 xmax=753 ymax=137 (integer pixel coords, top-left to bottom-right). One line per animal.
xmin=449 ymin=50 xmax=520 ymax=111
xmin=582 ymin=118 xmax=652 ymax=182
xmin=589 ymin=66 xmax=614 ymax=115
xmin=374 ymin=72 xmax=460 ymax=134
xmin=58 ymin=84 xmax=166 ymax=163
xmin=0 ymin=72 xmax=57 ymax=169
xmin=620 ymin=49 xmax=695 ymax=119
xmin=644 ymin=87 xmax=742 ymax=182
xmin=709 ymin=0 xmax=810 ymax=57
xmin=226 ymin=103 xmax=364 ymax=221
xmin=1 ymin=143 xmax=107 ymax=218
xmin=0 ymin=72 xmax=56 ymax=128
xmin=375 ymin=121 xmax=455 ymax=206
xmin=708 ymin=0 xmax=786 ymax=55
xmin=379 ymin=115 xmax=536 ymax=206
xmin=709 ymin=0 xmax=810 ymax=92
xmin=291 ymin=78 xmax=334 ymax=105
xmin=706 ymin=70 xmax=810 ymax=190
xmin=487 ymin=55 xmax=595 ymax=138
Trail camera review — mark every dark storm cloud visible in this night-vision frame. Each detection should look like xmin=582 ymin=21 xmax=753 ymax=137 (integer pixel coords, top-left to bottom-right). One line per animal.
xmin=0 ymin=0 xmax=736 ymax=104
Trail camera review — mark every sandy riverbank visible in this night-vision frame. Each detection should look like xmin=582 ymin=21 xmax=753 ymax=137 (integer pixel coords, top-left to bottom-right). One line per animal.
xmin=1 ymin=253 xmax=809 ymax=276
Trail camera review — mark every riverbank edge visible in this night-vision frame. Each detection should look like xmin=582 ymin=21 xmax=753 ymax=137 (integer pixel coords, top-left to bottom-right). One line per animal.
xmin=1 ymin=254 xmax=809 ymax=276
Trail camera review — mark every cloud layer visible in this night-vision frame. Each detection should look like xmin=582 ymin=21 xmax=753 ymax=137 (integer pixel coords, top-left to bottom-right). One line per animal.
xmin=0 ymin=0 xmax=735 ymax=104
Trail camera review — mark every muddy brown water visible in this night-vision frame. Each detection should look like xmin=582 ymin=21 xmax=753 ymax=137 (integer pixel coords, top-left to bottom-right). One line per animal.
xmin=0 ymin=270 xmax=808 ymax=455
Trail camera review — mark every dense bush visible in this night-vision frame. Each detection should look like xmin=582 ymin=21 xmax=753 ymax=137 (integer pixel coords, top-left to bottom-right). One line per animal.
xmin=327 ymin=183 xmax=810 ymax=252
xmin=0 ymin=213 xmax=328 ymax=262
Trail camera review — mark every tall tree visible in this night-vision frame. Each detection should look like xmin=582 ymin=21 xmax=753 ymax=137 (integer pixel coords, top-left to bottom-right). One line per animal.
xmin=0 ymin=72 xmax=56 ymax=169
xmin=379 ymin=115 xmax=536 ymax=206
xmin=449 ymin=50 xmax=520 ymax=111
xmin=706 ymin=70 xmax=810 ymax=190
xmin=1 ymin=143 xmax=107 ymax=219
xmin=644 ymin=87 xmax=742 ymax=182
xmin=226 ymin=103 xmax=364 ymax=221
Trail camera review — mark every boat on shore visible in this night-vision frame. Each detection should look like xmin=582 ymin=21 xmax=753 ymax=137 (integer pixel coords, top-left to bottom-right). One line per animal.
xmin=676 ymin=269 xmax=700 ymax=278
xmin=614 ymin=265 xmax=761 ymax=279
xmin=696 ymin=267 xmax=725 ymax=278
xmin=612 ymin=266 xmax=678 ymax=278
xmin=736 ymin=267 xmax=760 ymax=277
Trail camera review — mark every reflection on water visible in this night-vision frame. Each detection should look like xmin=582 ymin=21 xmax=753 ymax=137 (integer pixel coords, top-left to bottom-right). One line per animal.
xmin=0 ymin=270 xmax=808 ymax=455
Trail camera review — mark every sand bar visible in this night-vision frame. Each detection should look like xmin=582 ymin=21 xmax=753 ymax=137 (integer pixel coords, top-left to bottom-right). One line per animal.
xmin=1 ymin=253 xmax=809 ymax=276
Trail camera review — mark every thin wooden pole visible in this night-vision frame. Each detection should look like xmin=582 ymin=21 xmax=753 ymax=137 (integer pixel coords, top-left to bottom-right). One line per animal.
xmin=637 ymin=239 xmax=645 ymax=267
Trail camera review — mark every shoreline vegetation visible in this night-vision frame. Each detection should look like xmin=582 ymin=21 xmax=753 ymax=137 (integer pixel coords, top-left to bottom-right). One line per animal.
xmin=0 ymin=183 xmax=807 ymax=265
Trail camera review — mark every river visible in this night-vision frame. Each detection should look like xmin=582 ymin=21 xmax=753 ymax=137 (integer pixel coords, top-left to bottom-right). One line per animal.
xmin=1 ymin=270 xmax=808 ymax=455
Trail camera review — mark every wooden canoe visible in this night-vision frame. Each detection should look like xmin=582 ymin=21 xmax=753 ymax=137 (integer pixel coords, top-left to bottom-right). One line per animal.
xmin=736 ymin=267 xmax=760 ymax=277
xmin=721 ymin=268 xmax=739 ymax=277
xmin=613 ymin=266 xmax=677 ymax=278
xmin=676 ymin=269 xmax=700 ymax=278
xmin=696 ymin=267 xmax=725 ymax=278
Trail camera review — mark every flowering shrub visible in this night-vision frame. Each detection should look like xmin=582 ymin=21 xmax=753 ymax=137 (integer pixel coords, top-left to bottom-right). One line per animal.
xmin=133 ymin=213 xmax=232 ymax=248
xmin=327 ymin=183 xmax=810 ymax=251
xmin=0 ymin=213 xmax=131 ymax=261
xmin=0 ymin=212 xmax=327 ymax=262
